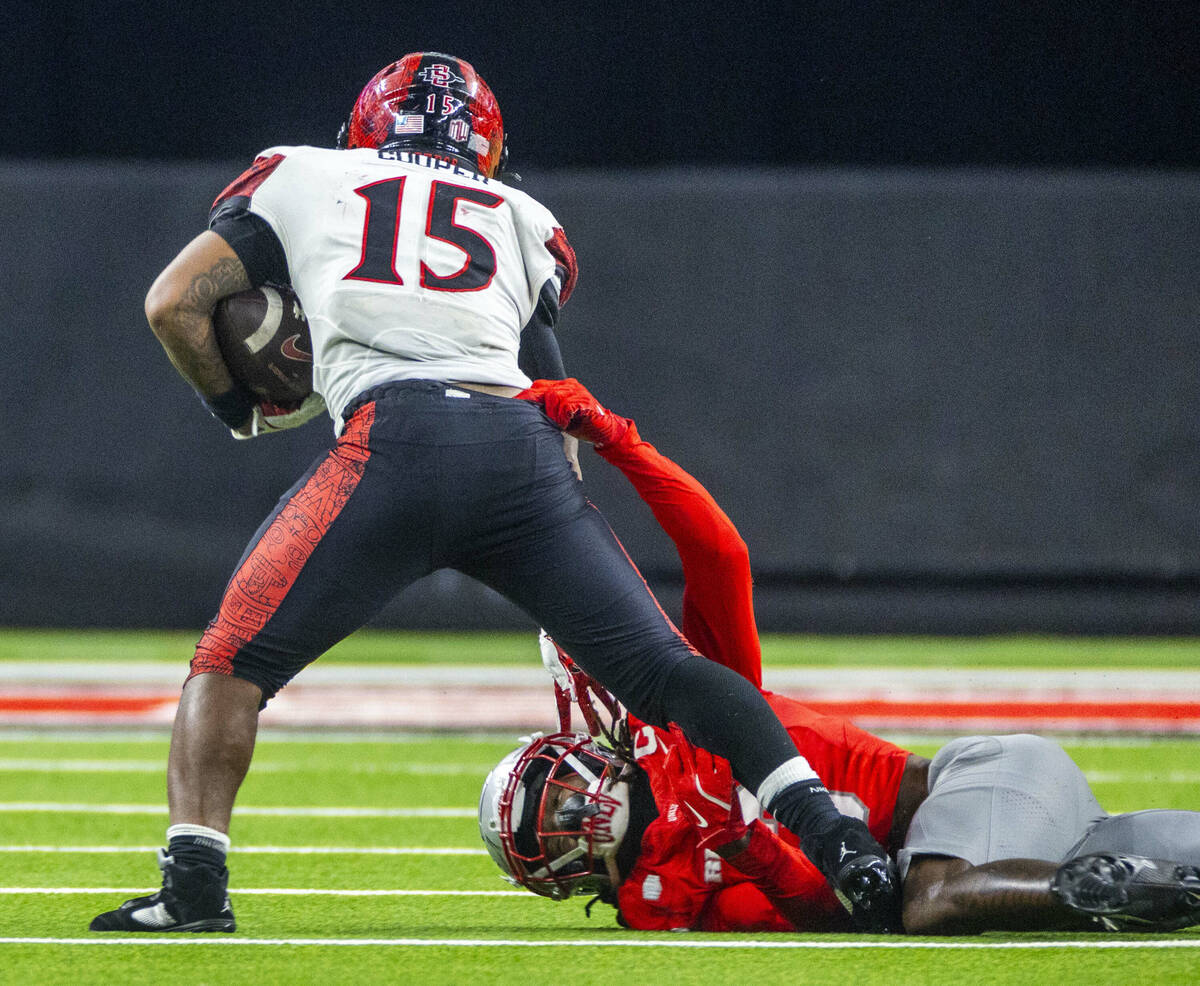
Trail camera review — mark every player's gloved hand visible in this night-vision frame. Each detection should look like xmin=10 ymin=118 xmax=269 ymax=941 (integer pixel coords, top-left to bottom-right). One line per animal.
xmin=663 ymin=723 xmax=749 ymax=852
xmin=539 ymin=630 xmax=621 ymax=737
xmin=233 ymin=392 xmax=326 ymax=440
xmin=802 ymin=814 xmax=902 ymax=933
xmin=539 ymin=629 xmax=578 ymax=730
xmin=517 ymin=378 xmax=631 ymax=448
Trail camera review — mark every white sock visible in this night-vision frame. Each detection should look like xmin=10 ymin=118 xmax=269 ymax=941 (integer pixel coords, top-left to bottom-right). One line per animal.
xmin=756 ymin=756 xmax=820 ymax=811
xmin=166 ymin=823 xmax=231 ymax=857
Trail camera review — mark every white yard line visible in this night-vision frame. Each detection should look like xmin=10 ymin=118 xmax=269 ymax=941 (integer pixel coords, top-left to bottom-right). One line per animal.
xmin=0 ymin=803 xmax=474 ymax=817
xmin=0 ymin=729 xmax=512 ymax=743
xmin=4 ymin=759 xmax=1199 ymax=785
xmin=0 ymin=759 xmax=163 ymax=772
xmin=0 ymin=845 xmax=485 ymax=855
xmin=0 ymin=888 xmax=520 ymax=896
xmin=0 ymin=936 xmax=1197 ymax=950
xmin=0 ymin=759 xmax=495 ymax=775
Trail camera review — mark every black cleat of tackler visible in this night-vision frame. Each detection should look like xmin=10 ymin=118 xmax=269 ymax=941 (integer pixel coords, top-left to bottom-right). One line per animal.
xmin=806 ymin=816 xmax=903 ymax=933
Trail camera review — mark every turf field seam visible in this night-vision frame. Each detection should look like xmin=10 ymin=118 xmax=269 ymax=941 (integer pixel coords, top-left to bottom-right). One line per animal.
xmin=1 ymin=937 xmax=1198 ymax=949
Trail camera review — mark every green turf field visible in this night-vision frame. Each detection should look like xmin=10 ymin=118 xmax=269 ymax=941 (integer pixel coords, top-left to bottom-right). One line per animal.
xmin=4 ymin=627 xmax=1200 ymax=668
xmin=2 ymin=630 xmax=1199 ymax=984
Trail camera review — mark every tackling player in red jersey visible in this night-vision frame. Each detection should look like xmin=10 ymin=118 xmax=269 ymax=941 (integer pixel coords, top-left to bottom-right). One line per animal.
xmin=479 ymin=378 xmax=1200 ymax=934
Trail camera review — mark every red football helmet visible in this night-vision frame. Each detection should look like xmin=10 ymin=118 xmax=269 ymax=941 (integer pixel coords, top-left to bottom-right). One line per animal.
xmin=339 ymin=52 xmax=507 ymax=178
xmin=478 ymin=732 xmax=632 ymax=900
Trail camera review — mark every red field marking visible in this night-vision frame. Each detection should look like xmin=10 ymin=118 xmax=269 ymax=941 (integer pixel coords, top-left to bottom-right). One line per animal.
xmin=2 ymin=686 xmax=1200 ymax=732
xmin=0 ymin=695 xmax=178 ymax=714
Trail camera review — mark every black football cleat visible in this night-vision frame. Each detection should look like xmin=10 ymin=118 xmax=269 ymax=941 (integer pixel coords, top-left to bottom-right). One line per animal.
xmin=805 ymin=816 xmax=902 ymax=933
xmin=89 ymin=849 xmax=236 ymax=933
xmin=1052 ymin=853 xmax=1200 ymax=932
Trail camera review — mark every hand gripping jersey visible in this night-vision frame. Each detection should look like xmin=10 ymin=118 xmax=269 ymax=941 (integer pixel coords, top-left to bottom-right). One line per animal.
xmin=593 ymin=422 xmax=911 ymax=931
xmin=209 ymin=146 xmax=578 ymax=426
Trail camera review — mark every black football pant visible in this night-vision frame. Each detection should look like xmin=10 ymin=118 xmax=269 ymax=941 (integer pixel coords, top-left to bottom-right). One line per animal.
xmin=191 ymin=379 xmax=801 ymax=791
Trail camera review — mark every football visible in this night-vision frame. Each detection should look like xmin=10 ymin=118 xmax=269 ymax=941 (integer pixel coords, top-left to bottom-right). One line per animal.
xmin=213 ymin=283 xmax=313 ymax=405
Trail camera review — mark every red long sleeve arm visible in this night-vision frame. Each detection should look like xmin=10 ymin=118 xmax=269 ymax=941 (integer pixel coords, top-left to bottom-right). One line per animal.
xmin=708 ymin=821 xmax=851 ymax=932
xmin=596 ymin=422 xmax=762 ymax=687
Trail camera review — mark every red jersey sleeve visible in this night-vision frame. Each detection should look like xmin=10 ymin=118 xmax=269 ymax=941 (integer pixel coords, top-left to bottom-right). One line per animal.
xmin=210 ymin=153 xmax=286 ymax=214
xmin=711 ymin=820 xmax=849 ymax=932
xmin=596 ymin=422 xmax=762 ymax=687
xmin=544 ymin=227 xmax=578 ymax=306
xmin=207 ymin=153 xmax=290 ymax=286
xmin=698 ymin=883 xmax=797 ymax=933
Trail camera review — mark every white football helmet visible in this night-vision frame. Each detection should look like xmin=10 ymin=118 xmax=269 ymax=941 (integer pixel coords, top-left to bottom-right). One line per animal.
xmin=479 ymin=732 xmax=631 ymax=900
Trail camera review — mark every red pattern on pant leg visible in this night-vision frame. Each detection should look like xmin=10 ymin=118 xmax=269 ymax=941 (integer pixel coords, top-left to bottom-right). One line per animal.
xmin=190 ymin=403 xmax=376 ymax=679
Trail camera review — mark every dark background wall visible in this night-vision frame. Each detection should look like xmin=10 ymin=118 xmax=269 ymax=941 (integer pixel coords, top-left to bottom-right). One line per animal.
xmin=8 ymin=3 xmax=1200 ymax=169
xmin=2 ymin=3 xmax=1198 ymax=632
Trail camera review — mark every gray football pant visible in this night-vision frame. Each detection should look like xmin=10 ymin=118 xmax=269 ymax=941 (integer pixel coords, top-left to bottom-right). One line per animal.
xmin=897 ymin=734 xmax=1200 ymax=878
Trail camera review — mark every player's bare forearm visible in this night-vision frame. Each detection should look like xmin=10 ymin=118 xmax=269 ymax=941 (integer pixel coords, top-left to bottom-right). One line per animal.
xmin=145 ymin=231 xmax=251 ymax=398
xmin=901 ymin=856 xmax=1092 ymax=933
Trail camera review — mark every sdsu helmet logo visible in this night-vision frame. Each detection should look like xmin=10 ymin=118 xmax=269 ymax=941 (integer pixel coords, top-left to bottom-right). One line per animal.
xmin=418 ymin=63 xmax=464 ymax=88
xmin=341 ymin=52 xmax=508 ymax=178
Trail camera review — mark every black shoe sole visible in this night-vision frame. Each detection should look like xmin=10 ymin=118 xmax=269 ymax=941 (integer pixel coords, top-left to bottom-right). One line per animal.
xmin=90 ymin=918 xmax=235 ymax=933
xmin=1055 ymin=854 xmax=1200 ymax=931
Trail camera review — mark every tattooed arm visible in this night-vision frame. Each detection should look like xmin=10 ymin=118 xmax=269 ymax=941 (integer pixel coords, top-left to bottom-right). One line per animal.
xmin=144 ymin=230 xmax=251 ymax=401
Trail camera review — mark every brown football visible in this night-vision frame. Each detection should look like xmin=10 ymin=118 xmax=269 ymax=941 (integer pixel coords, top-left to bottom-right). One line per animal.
xmin=213 ymin=283 xmax=313 ymax=405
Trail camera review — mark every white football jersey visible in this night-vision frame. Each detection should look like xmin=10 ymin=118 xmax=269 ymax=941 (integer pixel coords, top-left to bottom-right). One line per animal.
xmin=211 ymin=145 xmax=576 ymax=425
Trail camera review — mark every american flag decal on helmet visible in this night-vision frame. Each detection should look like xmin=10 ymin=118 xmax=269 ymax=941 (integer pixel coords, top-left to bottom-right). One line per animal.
xmin=393 ymin=114 xmax=425 ymax=135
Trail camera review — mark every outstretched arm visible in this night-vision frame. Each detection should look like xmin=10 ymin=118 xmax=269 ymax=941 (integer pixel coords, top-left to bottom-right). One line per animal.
xmin=598 ymin=422 xmax=762 ymax=688
xmin=519 ymin=378 xmax=762 ymax=687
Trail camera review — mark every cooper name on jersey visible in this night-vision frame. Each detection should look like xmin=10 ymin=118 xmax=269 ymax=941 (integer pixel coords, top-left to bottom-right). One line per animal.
xmin=376 ymin=148 xmax=492 ymax=183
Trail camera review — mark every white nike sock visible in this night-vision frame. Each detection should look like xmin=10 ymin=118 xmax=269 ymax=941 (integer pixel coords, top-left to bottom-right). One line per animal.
xmin=756 ymin=756 xmax=820 ymax=811
xmin=166 ymin=823 xmax=231 ymax=857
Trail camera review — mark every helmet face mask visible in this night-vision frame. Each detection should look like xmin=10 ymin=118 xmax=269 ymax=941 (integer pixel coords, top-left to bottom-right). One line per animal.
xmin=339 ymin=51 xmax=507 ymax=178
xmin=479 ymin=733 xmax=631 ymax=900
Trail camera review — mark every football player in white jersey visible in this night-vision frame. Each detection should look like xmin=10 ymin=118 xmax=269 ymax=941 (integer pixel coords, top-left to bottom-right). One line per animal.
xmin=91 ymin=52 xmax=900 ymax=934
